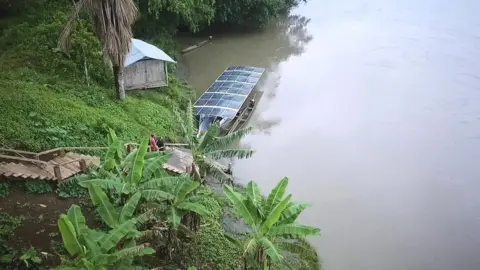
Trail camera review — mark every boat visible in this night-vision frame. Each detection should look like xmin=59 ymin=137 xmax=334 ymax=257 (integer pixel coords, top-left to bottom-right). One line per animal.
xmin=194 ymin=66 xmax=266 ymax=135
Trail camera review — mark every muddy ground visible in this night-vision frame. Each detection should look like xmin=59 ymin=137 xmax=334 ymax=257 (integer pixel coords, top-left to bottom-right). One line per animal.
xmin=0 ymin=185 xmax=97 ymax=265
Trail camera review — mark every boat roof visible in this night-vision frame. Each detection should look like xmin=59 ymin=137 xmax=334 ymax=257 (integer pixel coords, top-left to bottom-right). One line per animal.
xmin=194 ymin=66 xmax=265 ymax=120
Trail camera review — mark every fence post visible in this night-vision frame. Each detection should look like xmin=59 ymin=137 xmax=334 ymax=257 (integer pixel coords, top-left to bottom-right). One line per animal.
xmin=79 ymin=159 xmax=87 ymax=172
xmin=53 ymin=165 xmax=62 ymax=181
xmin=126 ymin=144 xmax=133 ymax=153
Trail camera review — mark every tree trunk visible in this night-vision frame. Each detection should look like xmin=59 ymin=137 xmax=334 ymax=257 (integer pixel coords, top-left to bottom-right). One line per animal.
xmin=189 ymin=163 xmax=202 ymax=183
xmin=113 ymin=64 xmax=126 ymax=100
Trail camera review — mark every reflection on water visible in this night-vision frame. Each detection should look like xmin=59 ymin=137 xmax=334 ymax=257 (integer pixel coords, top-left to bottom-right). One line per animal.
xmin=178 ymin=14 xmax=313 ymax=94
xmin=182 ymin=1 xmax=480 ymax=270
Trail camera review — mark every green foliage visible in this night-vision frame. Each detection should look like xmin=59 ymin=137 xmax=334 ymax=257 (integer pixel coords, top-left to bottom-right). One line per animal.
xmin=0 ymin=0 xmax=192 ymax=151
xmin=24 ymin=180 xmax=55 ymax=194
xmin=1 ymin=0 xmax=110 ymax=86
xmin=213 ymin=0 xmax=305 ymax=28
xmin=186 ymin=192 xmax=243 ymax=269
xmin=0 ymin=213 xmax=33 ymax=269
xmin=0 ymin=182 xmax=9 ymax=198
xmin=54 ymin=201 xmax=154 ymax=269
xmin=223 ymin=177 xmax=320 ymax=269
xmin=142 ymin=0 xmax=216 ymax=32
xmin=0 ymin=213 xmax=25 ymax=240
xmin=173 ymin=101 xmax=254 ymax=183
xmin=57 ymin=174 xmax=90 ymax=199
xmin=0 ymin=246 xmax=43 ymax=269
xmin=0 ymin=66 xmax=186 ymax=151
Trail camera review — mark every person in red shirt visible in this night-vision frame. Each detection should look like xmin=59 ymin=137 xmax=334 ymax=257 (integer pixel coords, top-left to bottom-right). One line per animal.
xmin=149 ymin=134 xmax=159 ymax=151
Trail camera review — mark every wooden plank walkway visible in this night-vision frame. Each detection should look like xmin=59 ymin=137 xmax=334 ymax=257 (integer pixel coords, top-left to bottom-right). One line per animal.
xmin=0 ymin=150 xmax=100 ymax=181
xmin=0 ymin=144 xmax=228 ymax=181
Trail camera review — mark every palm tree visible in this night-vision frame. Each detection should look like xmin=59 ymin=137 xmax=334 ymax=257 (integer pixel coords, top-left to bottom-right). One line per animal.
xmin=223 ymin=177 xmax=320 ymax=269
xmin=59 ymin=0 xmax=138 ymax=100
xmin=173 ymin=101 xmax=254 ymax=183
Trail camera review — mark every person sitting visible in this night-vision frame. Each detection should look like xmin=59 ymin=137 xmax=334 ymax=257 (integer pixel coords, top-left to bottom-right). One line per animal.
xmin=156 ymin=137 xmax=165 ymax=151
xmin=149 ymin=134 xmax=159 ymax=151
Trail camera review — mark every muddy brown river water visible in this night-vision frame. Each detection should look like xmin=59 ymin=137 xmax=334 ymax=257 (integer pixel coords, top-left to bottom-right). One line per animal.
xmin=179 ymin=0 xmax=480 ymax=269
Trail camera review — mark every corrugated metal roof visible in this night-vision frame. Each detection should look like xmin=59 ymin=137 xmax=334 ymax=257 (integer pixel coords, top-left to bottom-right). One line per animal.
xmin=124 ymin=38 xmax=176 ymax=67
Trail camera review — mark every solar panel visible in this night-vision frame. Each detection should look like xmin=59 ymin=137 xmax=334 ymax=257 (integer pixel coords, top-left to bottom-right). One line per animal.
xmin=194 ymin=66 xmax=265 ymax=119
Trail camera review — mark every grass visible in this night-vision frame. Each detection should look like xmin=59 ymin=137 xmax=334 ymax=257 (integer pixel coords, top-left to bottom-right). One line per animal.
xmin=0 ymin=68 xmax=192 ymax=151
xmin=0 ymin=3 xmax=192 ymax=152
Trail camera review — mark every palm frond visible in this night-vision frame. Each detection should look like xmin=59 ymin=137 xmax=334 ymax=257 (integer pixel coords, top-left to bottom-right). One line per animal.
xmin=258 ymin=237 xmax=283 ymax=262
xmin=223 ymin=185 xmax=258 ymax=227
xmin=246 ymin=181 xmax=264 ymax=217
xmin=197 ymin=123 xmax=220 ymax=151
xmin=174 ymin=180 xmax=199 ymax=203
xmin=276 ymin=239 xmax=311 ymax=255
xmin=137 ymin=229 xmax=166 ymax=241
xmin=78 ymin=178 xmax=128 ymax=194
xmin=243 ymin=238 xmax=258 ymax=257
xmin=278 ymin=202 xmax=311 ymax=225
xmin=205 ymin=148 xmax=254 ymax=160
xmin=185 ymin=100 xmax=197 ymax=140
xmin=201 ymin=158 xmax=232 ymax=182
xmin=223 ymin=232 xmax=243 ymax=248
xmin=110 ymin=244 xmax=155 ymax=261
xmin=268 ymin=224 xmax=320 ymax=238
xmin=119 ymin=192 xmax=142 ymax=223
xmin=60 ymin=0 xmax=138 ymax=67
xmin=142 ymin=152 xmax=171 ymax=179
xmin=140 ymin=176 xmax=185 ymax=190
xmin=177 ymin=202 xmax=210 ymax=216
xmin=265 ymin=177 xmax=289 ymax=214
xmin=260 ymin=195 xmax=292 ymax=234
xmin=173 ymin=106 xmax=192 ymax=142
xmin=58 ymin=0 xmax=86 ymax=52
xmin=206 ymin=126 xmax=253 ymax=152
xmin=141 ymin=189 xmax=175 ymax=202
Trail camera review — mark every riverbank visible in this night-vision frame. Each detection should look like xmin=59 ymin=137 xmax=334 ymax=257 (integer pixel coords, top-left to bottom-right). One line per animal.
xmin=0 ymin=0 xmax=320 ymax=269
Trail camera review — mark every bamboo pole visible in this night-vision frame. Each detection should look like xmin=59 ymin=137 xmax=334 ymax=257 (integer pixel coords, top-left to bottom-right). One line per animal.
xmin=181 ymin=36 xmax=213 ymax=54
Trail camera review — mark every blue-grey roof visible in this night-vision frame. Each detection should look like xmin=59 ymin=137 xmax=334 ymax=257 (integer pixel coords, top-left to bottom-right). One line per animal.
xmin=124 ymin=38 xmax=176 ymax=67
xmin=194 ymin=66 xmax=265 ymax=120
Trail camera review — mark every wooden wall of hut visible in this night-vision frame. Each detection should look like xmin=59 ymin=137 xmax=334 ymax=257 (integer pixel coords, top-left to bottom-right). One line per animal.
xmin=124 ymin=59 xmax=167 ymax=90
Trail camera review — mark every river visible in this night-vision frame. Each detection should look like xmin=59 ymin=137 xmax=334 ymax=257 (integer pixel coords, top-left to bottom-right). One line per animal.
xmin=179 ymin=0 xmax=480 ymax=269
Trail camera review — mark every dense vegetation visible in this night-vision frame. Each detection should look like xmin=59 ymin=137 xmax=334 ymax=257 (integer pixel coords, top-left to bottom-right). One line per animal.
xmin=0 ymin=0 xmax=320 ymax=269
xmin=0 ymin=0 xmax=305 ymax=150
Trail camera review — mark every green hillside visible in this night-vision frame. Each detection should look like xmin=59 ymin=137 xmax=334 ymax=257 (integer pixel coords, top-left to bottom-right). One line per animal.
xmin=0 ymin=1 xmax=193 ymax=151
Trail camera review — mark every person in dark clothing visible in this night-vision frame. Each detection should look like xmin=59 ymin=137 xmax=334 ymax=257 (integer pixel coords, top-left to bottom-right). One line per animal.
xmin=156 ymin=137 xmax=165 ymax=151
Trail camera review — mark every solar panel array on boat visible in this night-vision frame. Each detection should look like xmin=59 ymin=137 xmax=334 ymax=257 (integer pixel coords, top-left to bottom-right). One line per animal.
xmin=194 ymin=66 xmax=265 ymax=119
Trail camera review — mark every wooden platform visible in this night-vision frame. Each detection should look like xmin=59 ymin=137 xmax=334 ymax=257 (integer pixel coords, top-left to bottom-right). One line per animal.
xmin=163 ymin=147 xmax=229 ymax=174
xmin=0 ymin=150 xmax=100 ymax=181
xmin=0 ymin=144 xmax=227 ymax=181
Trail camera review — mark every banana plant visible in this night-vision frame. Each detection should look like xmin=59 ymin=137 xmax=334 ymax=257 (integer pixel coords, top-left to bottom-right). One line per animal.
xmin=223 ymin=177 xmax=320 ymax=269
xmin=53 ymin=201 xmax=154 ymax=270
xmin=173 ymin=101 xmax=254 ymax=183
xmin=79 ymin=130 xmax=186 ymax=203
xmin=145 ymin=176 xmax=211 ymax=258
xmin=147 ymin=177 xmax=210 ymax=229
